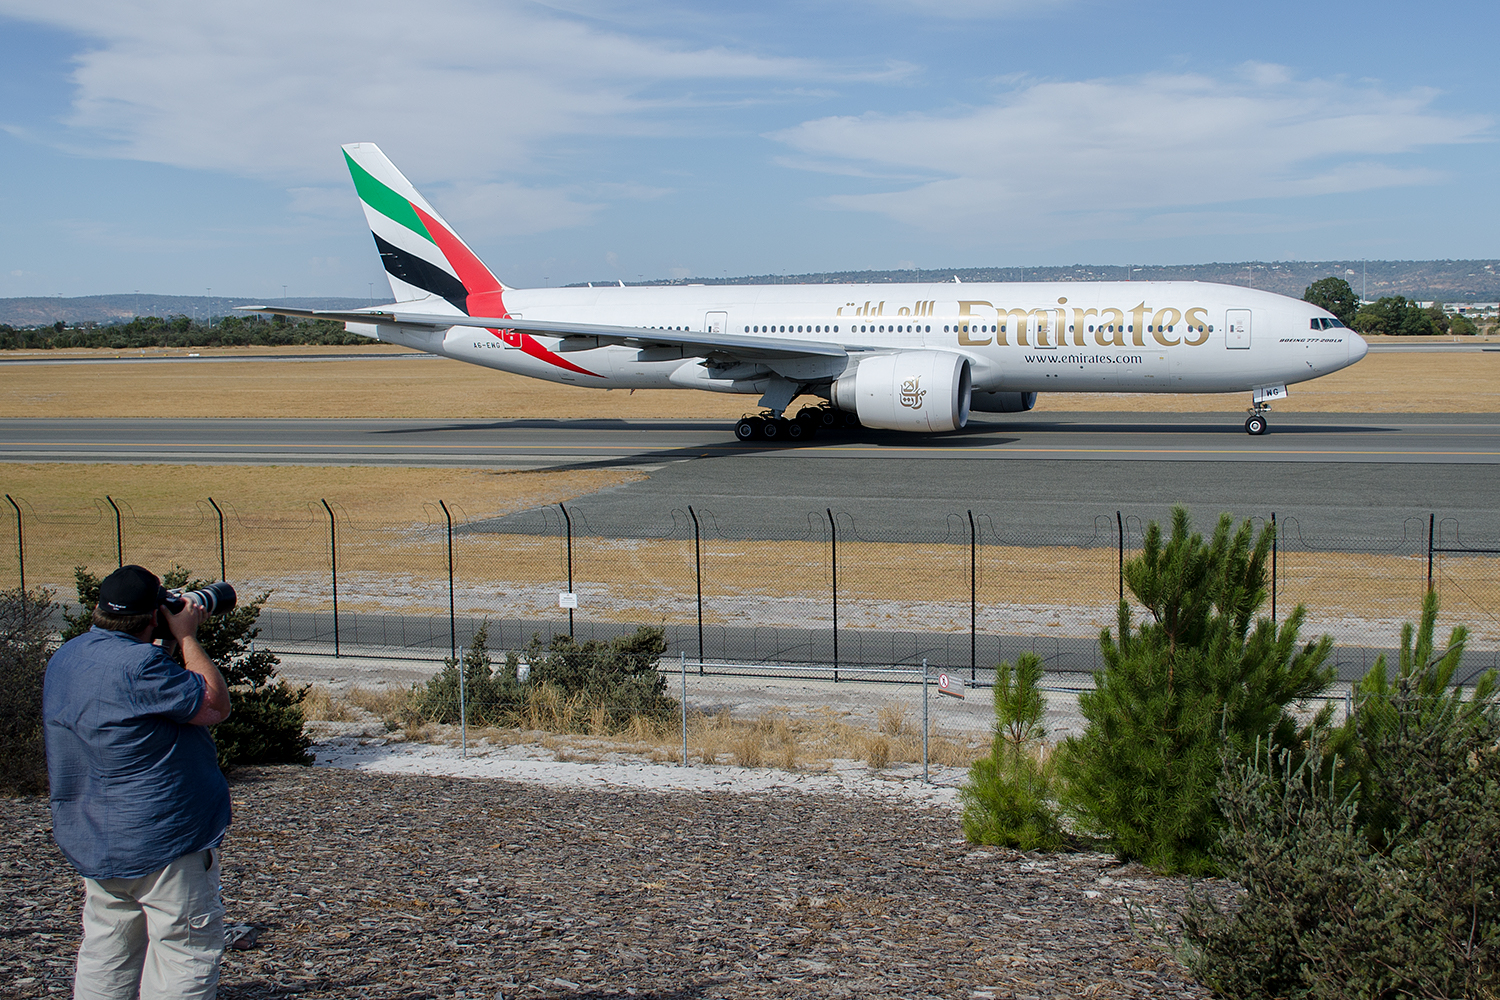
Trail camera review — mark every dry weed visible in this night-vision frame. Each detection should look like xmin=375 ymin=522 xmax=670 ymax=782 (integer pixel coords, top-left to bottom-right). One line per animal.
xmin=732 ymin=728 xmax=766 ymax=768
xmin=300 ymin=685 xmax=355 ymax=722
xmin=347 ymin=685 xmax=419 ymax=728
xmin=865 ymin=735 xmax=892 ymax=769
xmin=877 ymin=703 xmax=909 ymax=736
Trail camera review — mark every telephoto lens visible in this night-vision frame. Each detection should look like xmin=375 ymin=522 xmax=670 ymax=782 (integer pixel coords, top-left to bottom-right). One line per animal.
xmin=161 ymin=582 xmax=237 ymax=617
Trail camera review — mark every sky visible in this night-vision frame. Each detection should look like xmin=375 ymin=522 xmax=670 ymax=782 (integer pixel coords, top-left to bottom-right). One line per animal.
xmin=1 ymin=0 xmax=1496 ymax=298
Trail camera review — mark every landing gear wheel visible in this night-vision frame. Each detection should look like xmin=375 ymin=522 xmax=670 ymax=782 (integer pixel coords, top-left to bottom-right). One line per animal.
xmin=1245 ymin=414 xmax=1268 ymax=436
xmin=817 ymin=408 xmax=839 ymax=428
xmin=785 ymin=420 xmax=807 ymax=441
xmin=761 ymin=418 xmax=783 ymax=441
xmin=735 ymin=418 xmax=759 ymax=441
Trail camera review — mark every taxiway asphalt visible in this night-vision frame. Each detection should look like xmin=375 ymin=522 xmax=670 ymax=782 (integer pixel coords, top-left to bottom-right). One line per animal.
xmin=2 ymin=413 xmax=1497 ymax=542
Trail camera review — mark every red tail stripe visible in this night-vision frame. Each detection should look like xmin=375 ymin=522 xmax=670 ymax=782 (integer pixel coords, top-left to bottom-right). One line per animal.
xmin=411 ymin=204 xmax=503 ymax=298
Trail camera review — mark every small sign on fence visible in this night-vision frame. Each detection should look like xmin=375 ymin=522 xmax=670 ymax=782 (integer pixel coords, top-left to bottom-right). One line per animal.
xmin=937 ymin=673 xmax=964 ymax=698
xmin=558 ymin=592 xmax=578 ymax=609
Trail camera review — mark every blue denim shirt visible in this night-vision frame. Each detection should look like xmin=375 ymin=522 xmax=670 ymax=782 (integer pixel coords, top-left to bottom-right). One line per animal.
xmin=44 ymin=627 xmax=231 ymax=880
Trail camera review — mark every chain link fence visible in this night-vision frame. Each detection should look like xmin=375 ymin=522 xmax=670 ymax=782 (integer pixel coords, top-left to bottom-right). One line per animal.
xmin=6 ymin=489 xmax=1482 ymax=778
xmin=3 ymin=491 xmax=1495 ymax=679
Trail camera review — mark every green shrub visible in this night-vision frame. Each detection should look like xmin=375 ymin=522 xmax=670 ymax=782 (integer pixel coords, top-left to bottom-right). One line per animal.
xmin=1335 ymin=589 xmax=1497 ymax=849
xmin=1058 ymin=508 xmax=1335 ymax=874
xmin=414 ymin=622 xmax=525 ymax=725
xmin=523 ymin=626 xmax=678 ymax=730
xmin=960 ymin=652 xmax=1062 ymax=850
xmin=1183 ymin=649 xmax=1500 ymax=999
xmin=65 ymin=566 xmax=310 ymax=771
xmin=212 ymin=681 xmax=314 ymax=770
xmin=413 ymin=624 xmax=678 ymax=733
xmin=0 ymin=588 xmax=57 ymax=795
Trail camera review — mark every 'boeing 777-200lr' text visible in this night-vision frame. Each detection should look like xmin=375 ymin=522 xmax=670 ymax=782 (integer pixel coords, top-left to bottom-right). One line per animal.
xmin=243 ymin=143 xmax=1368 ymax=439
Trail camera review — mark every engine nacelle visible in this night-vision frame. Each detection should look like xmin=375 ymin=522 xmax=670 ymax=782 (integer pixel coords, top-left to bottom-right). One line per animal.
xmin=831 ymin=351 xmax=972 ymax=432
xmin=970 ymin=390 xmax=1038 ymax=413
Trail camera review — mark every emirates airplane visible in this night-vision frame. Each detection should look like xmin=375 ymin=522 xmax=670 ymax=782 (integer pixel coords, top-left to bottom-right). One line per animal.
xmin=246 ymin=143 xmax=1368 ymax=439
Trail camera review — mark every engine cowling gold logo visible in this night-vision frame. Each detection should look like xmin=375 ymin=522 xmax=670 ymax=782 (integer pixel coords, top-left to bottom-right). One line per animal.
xmin=899 ymin=376 xmax=926 ymax=410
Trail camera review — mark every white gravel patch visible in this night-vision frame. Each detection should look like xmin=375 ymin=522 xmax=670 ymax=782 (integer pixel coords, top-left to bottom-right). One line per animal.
xmin=312 ymin=734 xmax=966 ymax=813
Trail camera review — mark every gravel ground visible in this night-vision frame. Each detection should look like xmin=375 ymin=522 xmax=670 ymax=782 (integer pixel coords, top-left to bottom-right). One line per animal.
xmin=1 ymin=765 xmax=1216 ymax=999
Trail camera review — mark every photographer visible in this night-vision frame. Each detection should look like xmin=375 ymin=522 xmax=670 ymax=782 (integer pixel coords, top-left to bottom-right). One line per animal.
xmin=44 ymin=565 xmax=233 ymax=1000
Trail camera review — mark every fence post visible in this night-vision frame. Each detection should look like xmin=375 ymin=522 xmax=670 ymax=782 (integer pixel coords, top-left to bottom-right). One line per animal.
xmin=827 ymin=507 xmax=838 ymax=682
xmin=321 ymin=499 xmax=340 ymax=658
xmin=439 ymin=500 xmax=456 ymax=662
xmin=5 ymin=495 xmax=22 ymax=594
xmin=1427 ymin=512 xmax=1435 ymax=593
xmin=559 ymin=503 xmax=574 ymax=638
xmin=688 ymin=506 xmax=703 ymax=673
xmin=207 ymin=497 xmax=226 ymax=581
xmin=968 ymin=510 xmax=977 ymax=683
xmin=922 ymin=658 xmax=929 ymax=784
xmin=1270 ymin=511 xmax=1277 ymax=624
xmin=106 ymin=495 xmax=123 ymax=567
xmin=680 ymin=650 xmax=688 ymax=767
xmin=1116 ymin=510 xmax=1124 ymax=604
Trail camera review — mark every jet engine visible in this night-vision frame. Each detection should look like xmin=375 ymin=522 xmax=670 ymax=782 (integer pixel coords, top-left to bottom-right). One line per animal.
xmin=831 ymin=351 xmax=972 ymax=432
xmin=970 ymin=390 xmax=1038 ymax=413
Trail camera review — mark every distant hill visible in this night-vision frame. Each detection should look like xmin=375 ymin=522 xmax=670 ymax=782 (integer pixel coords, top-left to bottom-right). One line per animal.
xmin=579 ymin=259 xmax=1500 ymax=302
xmin=0 ymin=294 xmax=372 ymax=328
xmin=10 ymin=260 xmax=1500 ymax=326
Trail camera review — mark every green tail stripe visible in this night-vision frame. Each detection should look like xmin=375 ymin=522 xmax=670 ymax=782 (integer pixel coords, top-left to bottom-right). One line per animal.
xmin=344 ymin=151 xmax=434 ymax=245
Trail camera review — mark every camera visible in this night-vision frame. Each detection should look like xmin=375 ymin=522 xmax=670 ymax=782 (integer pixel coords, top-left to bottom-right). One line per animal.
xmin=160 ymin=582 xmax=238 ymax=617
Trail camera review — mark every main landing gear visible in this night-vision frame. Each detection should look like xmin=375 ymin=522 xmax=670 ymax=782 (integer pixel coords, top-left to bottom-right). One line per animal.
xmin=734 ymin=404 xmax=854 ymax=444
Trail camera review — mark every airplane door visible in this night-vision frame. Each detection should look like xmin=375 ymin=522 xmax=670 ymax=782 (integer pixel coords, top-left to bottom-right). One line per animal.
xmin=704 ymin=311 xmax=727 ymax=335
xmin=1225 ymin=309 xmax=1251 ymax=349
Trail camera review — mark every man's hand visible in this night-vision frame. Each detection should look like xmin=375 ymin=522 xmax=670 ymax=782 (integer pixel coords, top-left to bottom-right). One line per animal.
xmin=162 ymin=600 xmax=208 ymax=643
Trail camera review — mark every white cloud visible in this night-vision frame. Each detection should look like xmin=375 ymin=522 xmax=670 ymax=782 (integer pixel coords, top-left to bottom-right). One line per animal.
xmin=772 ymin=66 xmax=1490 ymax=237
xmin=0 ymin=0 xmax=836 ymax=190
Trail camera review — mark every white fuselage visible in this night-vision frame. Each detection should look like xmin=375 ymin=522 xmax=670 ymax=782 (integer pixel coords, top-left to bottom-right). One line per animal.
xmin=361 ymin=279 xmax=1366 ymax=397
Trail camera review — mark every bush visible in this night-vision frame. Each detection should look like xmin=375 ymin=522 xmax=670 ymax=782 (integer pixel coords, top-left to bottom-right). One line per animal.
xmin=65 ymin=566 xmax=310 ymax=771
xmin=0 ymin=588 xmax=57 ymax=795
xmin=1058 ymin=508 xmax=1334 ymax=874
xmin=1336 ymin=589 xmax=1496 ymax=848
xmin=413 ymin=624 xmax=678 ymax=734
xmin=523 ymin=626 xmax=678 ymax=730
xmin=960 ymin=652 xmax=1062 ymax=850
xmin=414 ymin=622 xmax=525 ymax=726
xmin=1183 ymin=625 xmax=1499 ymax=1000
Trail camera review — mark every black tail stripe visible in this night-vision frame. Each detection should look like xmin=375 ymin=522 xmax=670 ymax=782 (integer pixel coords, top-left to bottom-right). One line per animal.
xmin=372 ymin=233 xmax=470 ymax=314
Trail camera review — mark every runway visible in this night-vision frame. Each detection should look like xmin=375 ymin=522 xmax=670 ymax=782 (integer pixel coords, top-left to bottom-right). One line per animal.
xmin=3 ymin=412 xmax=1498 ymax=468
xmin=2 ymin=413 xmax=1497 ymax=541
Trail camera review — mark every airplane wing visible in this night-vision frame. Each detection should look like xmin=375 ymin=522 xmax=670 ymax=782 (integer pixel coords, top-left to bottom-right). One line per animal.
xmin=236 ymin=305 xmax=851 ymax=360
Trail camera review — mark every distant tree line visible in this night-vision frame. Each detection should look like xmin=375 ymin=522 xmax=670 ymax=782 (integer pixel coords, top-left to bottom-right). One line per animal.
xmin=1303 ymin=276 xmax=1483 ymax=336
xmin=0 ymin=314 xmax=370 ymax=350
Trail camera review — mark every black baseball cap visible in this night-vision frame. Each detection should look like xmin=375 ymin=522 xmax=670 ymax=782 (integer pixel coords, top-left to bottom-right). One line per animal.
xmin=97 ymin=565 xmax=161 ymax=616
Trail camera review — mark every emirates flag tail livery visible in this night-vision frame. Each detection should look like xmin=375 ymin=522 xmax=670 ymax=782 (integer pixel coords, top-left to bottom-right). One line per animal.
xmin=244 ymin=143 xmax=1369 ymax=439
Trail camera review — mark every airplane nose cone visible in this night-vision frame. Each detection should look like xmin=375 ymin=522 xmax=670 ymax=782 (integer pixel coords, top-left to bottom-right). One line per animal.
xmin=1349 ymin=333 xmax=1369 ymax=364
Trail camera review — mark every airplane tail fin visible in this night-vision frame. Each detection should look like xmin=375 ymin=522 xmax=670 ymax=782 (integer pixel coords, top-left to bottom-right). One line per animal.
xmin=341 ymin=142 xmax=509 ymax=316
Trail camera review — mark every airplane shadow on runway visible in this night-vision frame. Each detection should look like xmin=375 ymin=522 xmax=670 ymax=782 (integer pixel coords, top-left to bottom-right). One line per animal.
xmin=360 ymin=414 xmax=1400 ymax=474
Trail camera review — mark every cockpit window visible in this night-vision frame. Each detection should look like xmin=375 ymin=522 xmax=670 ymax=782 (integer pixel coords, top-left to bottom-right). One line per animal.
xmin=1311 ymin=317 xmax=1347 ymax=330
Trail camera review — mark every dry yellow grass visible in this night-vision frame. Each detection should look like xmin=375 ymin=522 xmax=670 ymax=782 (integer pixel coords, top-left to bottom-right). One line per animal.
xmin=3 ymin=341 xmax=1496 ymax=418
xmin=3 ymin=470 xmax=1491 ymax=646
xmin=0 ymin=462 xmax=641 ymax=596
xmin=1041 ymin=350 xmax=1500 ymax=413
